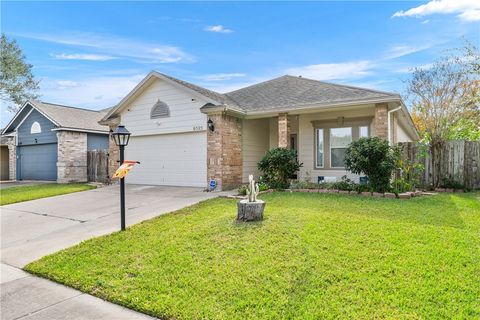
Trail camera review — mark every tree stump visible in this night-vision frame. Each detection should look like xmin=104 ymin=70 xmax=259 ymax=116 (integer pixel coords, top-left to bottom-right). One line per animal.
xmin=236 ymin=200 xmax=266 ymax=221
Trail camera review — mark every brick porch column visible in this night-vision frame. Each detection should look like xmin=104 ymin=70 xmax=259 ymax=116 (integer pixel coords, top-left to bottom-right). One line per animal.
xmin=278 ymin=113 xmax=290 ymax=148
xmin=106 ymin=119 xmax=121 ymax=183
xmin=6 ymin=137 xmax=16 ymax=180
xmin=374 ymin=103 xmax=388 ymax=140
xmin=207 ymin=113 xmax=242 ymax=191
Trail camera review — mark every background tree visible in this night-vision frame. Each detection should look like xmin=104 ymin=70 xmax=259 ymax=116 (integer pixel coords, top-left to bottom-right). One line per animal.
xmin=1 ymin=33 xmax=40 ymax=112
xmin=407 ymin=43 xmax=480 ymax=143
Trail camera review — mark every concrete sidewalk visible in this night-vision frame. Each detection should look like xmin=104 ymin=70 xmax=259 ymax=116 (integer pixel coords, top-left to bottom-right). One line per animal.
xmin=1 ymin=185 xmax=229 ymax=320
xmin=1 ymin=263 xmax=152 ymax=319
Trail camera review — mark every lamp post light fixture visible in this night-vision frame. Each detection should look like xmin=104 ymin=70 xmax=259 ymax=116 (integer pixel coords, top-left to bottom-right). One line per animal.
xmin=111 ymin=125 xmax=131 ymax=231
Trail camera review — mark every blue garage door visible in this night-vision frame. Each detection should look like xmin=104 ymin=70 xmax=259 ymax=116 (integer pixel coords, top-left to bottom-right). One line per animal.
xmin=18 ymin=143 xmax=57 ymax=181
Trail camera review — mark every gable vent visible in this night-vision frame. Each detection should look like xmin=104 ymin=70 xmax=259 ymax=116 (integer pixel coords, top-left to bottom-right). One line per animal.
xmin=150 ymin=100 xmax=170 ymax=119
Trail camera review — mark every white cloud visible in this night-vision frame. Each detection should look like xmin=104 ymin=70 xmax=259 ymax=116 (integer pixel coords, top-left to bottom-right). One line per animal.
xmin=56 ymin=80 xmax=81 ymax=89
xmin=204 ymin=25 xmax=233 ymax=33
xmin=421 ymin=19 xmax=430 ymax=24
xmin=285 ymin=61 xmax=373 ymax=81
xmin=41 ymin=75 xmax=145 ymax=109
xmin=196 ymin=73 xmax=246 ymax=81
xmin=392 ymin=0 xmax=480 ymax=22
xmin=15 ymin=32 xmax=194 ymax=63
xmin=53 ymin=53 xmax=115 ymax=61
xmin=458 ymin=8 xmax=480 ymax=21
xmin=384 ymin=44 xmax=432 ymax=59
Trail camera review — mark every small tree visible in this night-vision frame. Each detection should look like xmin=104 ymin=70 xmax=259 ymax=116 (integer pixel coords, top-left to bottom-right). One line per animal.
xmin=344 ymin=137 xmax=399 ymax=192
xmin=0 ymin=33 xmax=40 ymax=112
xmin=258 ymin=148 xmax=302 ymax=189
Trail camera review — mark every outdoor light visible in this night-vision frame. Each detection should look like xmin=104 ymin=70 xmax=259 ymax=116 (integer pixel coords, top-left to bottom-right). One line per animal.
xmin=111 ymin=125 xmax=131 ymax=146
xmin=207 ymin=119 xmax=215 ymax=132
xmin=112 ymin=125 xmax=131 ymax=231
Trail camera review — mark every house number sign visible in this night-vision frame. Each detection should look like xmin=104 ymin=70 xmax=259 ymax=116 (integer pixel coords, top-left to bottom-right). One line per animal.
xmin=193 ymin=125 xmax=204 ymax=131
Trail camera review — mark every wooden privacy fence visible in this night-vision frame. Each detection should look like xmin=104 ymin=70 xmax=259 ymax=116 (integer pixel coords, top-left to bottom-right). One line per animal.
xmin=87 ymin=150 xmax=109 ymax=183
xmin=398 ymin=140 xmax=480 ymax=190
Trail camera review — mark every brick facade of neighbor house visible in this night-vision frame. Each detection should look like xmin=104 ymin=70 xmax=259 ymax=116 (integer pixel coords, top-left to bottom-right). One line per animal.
xmin=278 ymin=113 xmax=290 ymax=148
xmin=374 ymin=103 xmax=388 ymax=140
xmin=107 ymin=127 xmax=119 ymax=183
xmin=57 ymin=131 xmax=88 ymax=183
xmin=6 ymin=136 xmax=16 ymax=180
xmin=207 ymin=113 xmax=242 ymax=190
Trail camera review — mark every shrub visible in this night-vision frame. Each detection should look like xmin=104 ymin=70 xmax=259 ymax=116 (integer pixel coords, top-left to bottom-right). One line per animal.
xmin=238 ymin=185 xmax=248 ymax=196
xmin=344 ymin=137 xmax=400 ymax=193
xmin=258 ymin=148 xmax=303 ymax=189
xmin=391 ymin=178 xmax=412 ymax=195
xmin=290 ymin=180 xmax=319 ymax=190
xmin=331 ymin=175 xmax=357 ymax=191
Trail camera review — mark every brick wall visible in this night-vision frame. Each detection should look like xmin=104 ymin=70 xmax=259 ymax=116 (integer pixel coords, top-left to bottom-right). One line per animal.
xmin=6 ymin=136 xmax=16 ymax=180
xmin=207 ymin=113 xmax=242 ymax=190
xmin=278 ymin=113 xmax=290 ymax=148
xmin=374 ymin=103 xmax=388 ymax=140
xmin=107 ymin=124 xmax=119 ymax=182
xmin=57 ymin=131 xmax=88 ymax=183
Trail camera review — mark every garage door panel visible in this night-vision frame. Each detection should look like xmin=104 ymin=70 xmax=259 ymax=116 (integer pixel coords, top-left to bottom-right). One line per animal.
xmin=125 ymin=132 xmax=206 ymax=187
xmin=19 ymin=143 xmax=57 ymax=181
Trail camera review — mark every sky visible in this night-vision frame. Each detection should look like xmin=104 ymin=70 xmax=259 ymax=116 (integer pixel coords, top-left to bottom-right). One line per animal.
xmin=1 ymin=0 xmax=479 ymax=127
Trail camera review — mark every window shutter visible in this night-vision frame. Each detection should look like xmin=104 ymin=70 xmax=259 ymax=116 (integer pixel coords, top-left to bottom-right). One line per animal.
xmin=150 ymin=100 xmax=170 ymax=119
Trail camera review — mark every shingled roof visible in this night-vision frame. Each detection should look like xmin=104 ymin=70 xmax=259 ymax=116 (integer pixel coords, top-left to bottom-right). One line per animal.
xmin=2 ymin=101 xmax=110 ymax=134
xmin=223 ymin=75 xmax=400 ymax=112
xmin=101 ymin=71 xmax=404 ymax=123
xmin=159 ymin=72 xmax=240 ymax=109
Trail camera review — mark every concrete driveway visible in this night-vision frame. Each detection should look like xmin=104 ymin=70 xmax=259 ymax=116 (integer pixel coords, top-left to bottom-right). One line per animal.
xmin=1 ymin=184 xmax=224 ymax=319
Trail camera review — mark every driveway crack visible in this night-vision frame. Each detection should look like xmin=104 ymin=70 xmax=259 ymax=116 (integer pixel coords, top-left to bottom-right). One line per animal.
xmin=5 ymin=208 xmax=87 ymax=223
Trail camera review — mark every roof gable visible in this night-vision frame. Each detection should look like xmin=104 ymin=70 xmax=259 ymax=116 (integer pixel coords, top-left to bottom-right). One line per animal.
xmin=101 ymin=71 xmax=240 ymax=123
xmin=2 ymin=101 xmax=108 ymax=134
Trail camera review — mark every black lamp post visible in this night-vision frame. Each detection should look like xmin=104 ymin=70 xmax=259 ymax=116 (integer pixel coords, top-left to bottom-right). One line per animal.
xmin=111 ymin=125 xmax=131 ymax=231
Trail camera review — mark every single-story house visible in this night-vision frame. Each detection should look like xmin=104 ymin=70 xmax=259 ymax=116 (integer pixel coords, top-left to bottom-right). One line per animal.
xmin=100 ymin=71 xmax=418 ymax=190
xmin=1 ymin=101 xmax=109 ymax=182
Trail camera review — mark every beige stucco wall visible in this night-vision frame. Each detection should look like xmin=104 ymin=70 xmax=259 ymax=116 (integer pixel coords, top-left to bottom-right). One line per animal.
xmin=242 ymin=118 xmax=270 ymax=183
xmin=394 ymin=113 xmax=413 ymax=143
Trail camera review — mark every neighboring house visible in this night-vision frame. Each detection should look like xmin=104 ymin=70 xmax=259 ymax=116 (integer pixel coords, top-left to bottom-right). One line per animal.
xmin=1 ymin=101 xmax=109 ymax=182
xmin=101 ymin=71 xmax=418 ymax=190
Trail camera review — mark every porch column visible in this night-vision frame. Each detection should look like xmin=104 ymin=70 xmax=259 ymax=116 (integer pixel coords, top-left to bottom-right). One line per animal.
xmin=278 ymin=113 xmax=290 ymax=148
xmin=107 ymin=118 xmax=121 ymax=183
xmin=374 ymin=103 xmax=388 ymax=140
xmin=6 ymin=137 xmax=16 ymax=180
xmin=207 ymin=113 xmax=242 ymax=191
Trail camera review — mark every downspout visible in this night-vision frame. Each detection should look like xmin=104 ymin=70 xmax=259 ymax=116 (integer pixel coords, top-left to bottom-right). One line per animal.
xmin=387 ymin=106 xmax=402 ymax=145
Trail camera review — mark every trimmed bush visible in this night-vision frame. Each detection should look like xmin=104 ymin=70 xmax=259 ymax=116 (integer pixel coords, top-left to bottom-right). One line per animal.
xmin=258 ymin=148 xmax=303 ymax=189
xmin=344 ymin=137 xmax=400 ymax=193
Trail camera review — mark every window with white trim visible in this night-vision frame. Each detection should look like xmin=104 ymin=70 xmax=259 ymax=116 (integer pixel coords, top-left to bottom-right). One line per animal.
xmin=315 ymin=128 xmax=324 ymax=168
xmin=330 ymin=127 xmax=352 ymax=168
xmin=30 ymin=121 xmax=41 ymax=134
xmin=359 ymin=125 xmax=369 ymax=138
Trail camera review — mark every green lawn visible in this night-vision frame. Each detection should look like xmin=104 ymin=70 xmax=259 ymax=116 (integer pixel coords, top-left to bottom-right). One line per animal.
xmin=25 ymin=192 xmax=480 ymax=319
xmin=0 ymin=183 xmax=96 ymax=205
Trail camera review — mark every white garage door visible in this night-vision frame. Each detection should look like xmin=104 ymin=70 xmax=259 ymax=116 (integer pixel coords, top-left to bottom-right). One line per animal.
xmin=125 ymin=131 xmax=207 ymax=187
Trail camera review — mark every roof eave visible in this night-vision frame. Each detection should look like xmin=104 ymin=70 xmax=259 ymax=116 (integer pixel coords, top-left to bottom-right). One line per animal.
xmin=51 ymin=127 xmax=109 ymax=134
xmin=242 ymin=96 xmax=402 ymax=117
xmin=200 ymin=104 xmax=246 ymax=118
